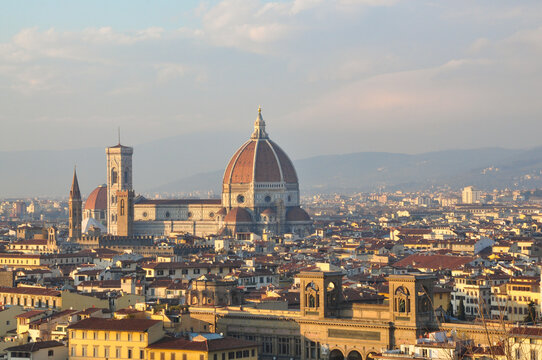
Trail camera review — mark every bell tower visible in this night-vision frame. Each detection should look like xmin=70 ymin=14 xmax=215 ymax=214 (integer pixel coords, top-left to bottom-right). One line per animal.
xmin=116 ymin=189 xmax=134 ymax=236
xmin=297 ymin=271 xmax=343 ymax=318
xmin=106 ymin=140 xmax=133 ymax=235
xmin=388 ymin=274 xmax=438 ymax=342
xmin=68 ymin=168 xmax=82 ymax=240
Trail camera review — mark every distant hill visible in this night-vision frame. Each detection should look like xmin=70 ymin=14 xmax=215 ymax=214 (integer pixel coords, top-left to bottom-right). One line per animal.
xmin=3 ymin=141 xmax=542 ymax=198
xmin=150 ymin=147 xmax=542 ymax=195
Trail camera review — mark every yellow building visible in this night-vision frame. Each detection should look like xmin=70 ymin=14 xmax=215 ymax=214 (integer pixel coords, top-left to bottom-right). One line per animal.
xmin=67 ymin=317 xmax=164 ymax=359
xmin=0 ymin=287 xmax=62 ymax=309
xmin=146 ymin=334 xmax=258 ymax=360
xmin=491 ymin=277 xmax=540 ymax=322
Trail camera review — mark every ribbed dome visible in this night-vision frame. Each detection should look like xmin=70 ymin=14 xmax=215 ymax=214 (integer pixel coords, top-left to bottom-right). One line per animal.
xmin=223 ymin=108 xmax=298 ymax=185
xmin=286 ymin=206 xmax=311 ymax=222
xmin=224 ymin=207 xmax=252 ymax=223
xmin=85 ymin=185 xmax=107 ymax=211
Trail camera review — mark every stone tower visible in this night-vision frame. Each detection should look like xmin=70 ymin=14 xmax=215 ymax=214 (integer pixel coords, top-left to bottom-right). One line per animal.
xmin=106 ymin=142 xmax=133 ymax=235
xmin=116 ymin=189 xmax=134 ymax=236
xmin=387 ymin=274 xmax=439 ymax=344
xmin=68 ymin=168 xmax=82 ymax=240
xmin=298 ymin=271 xmax=344 ymax=318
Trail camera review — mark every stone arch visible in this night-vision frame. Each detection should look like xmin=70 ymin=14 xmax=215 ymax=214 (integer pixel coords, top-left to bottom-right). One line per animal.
xmin=329 ymin=349 xmax=345 ymax=360
xmin=346 ymin=350 xmax=362 ymax=360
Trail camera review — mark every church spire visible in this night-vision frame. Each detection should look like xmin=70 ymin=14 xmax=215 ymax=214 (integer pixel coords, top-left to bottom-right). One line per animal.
xmin=70 ymin=167 xmax=81 ymax=200
xmin=251 ymin=106 xmax=268 ymax=139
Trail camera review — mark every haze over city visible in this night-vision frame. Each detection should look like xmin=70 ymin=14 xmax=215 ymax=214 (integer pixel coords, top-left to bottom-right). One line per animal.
xmin=4 ymin=2 xmax=542 ymax=360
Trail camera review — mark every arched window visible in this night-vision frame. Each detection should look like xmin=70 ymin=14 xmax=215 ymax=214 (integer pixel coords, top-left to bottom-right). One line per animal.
xmin=120 ymin=199 xmax=125 ymax=216
xmin=309 ymin=294 xmax=315 ymax=307
xmin=111 ymin=168 xmax=118 ymax=184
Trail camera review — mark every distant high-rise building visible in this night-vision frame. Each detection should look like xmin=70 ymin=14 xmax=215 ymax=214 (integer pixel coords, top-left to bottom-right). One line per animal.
xmin=462 ymin=186 xmax=481 ymax=204
xmin=106 ymin=142 xmax=133 ymax=235
xmin=11 ymin=201 xmax=26 ymax=219
xmin=69 ymin=168 xmax=82 ymax=240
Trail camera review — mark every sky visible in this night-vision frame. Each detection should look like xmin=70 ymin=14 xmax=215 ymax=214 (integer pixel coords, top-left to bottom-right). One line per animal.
xmin=1 ymin=0 xmax=542 ymax=158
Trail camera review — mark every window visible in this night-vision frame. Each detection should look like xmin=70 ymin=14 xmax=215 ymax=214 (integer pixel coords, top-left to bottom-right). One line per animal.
xmin=171 ymin=354 xmax=175 ymax=360
xmin=82 ymin=347 xmax=87 ymax=357
xmin=243 ymin=350 xmax=249 ymax=357
xmin=161 ymin=352 xmax=165 ymax=360
xmin=82 ymin=331 xmax=86 ymax=339
xmin=93 ymin=347 xmax=98 ymax=357
xmin=194 ymin=269 xmax=200 ymax=274
xmin=70 ymin=347 xmax=75 ymax=357
xmin=48 ymin=350 xmax=54 ymax=356
xmin=236 ymin=351 xmax=242 ymax=358
xmin=295 ymin=339 xmax=301 ymax=356
xmin=263 ymin=337 xmax=273 ymax=354
xmin=105 ymin=347 xmax=110 ymax=357
xmin=93 ymin=331 xmax=97 ymax=339
xmin=117 ymin=332 xmax=121 ymax=341
xmin=229 ymin=352 xmax=235 ymax=359
xmin=222 ymin=353 xmax=226 ymax=360
xmin=532 ymin=349 xmax=537 ymax=360
xmin=128 ymin=334 xmax=132 ymax=341
xmin=128 ymin=349 xmax=133 ymax=359
xmin=116 ymin=347 xmax=121 ymax=358
xmin=278 ymin=337 xmax=290 ymax=355
xmin=214 ymin=354 xmax=218 ymax=360
xmin=183 ymin=354 xmax=187 ymax=360
xmin=200 ymin=355 xmax=204 ymax=360
xmin=150 ymin=353 xmax=155 ymax=360
xmin=252 ymin=349 xmax=255 ymax=357
xmin=105 ymin=332 xmax=109 ymax=340
xmin=141 ymin=350 xmax=145 ymax=359
xmin=140 ymin=334 xmax=144 ymax=342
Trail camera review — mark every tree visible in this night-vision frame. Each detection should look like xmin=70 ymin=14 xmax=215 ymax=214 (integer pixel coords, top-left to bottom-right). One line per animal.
xmin=457 ymin=299 xmax=466 ymax=320
xmin=446 ymin=300 xmax=454 ymax=318
xmin=524 ymin=301 xmax=538 ymax=324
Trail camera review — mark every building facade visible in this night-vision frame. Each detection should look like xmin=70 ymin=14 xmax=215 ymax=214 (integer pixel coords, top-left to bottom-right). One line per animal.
xmin=99 ymin=108 xmax=312 ymax=238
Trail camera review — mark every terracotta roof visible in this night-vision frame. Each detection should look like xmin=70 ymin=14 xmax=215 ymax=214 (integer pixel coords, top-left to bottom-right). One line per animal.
xmin=286 ymin=207 xmax=311 ymax=222
xmin=85 ymin=185 xmax=107 ymax=211
xmin=148 ymin=336 xmax=257 ymax=351
xmin=136 ymin=199 xmax=221 ymax=205
xmin=223 ymin=137 xmax=298 ymax=185
xmin=261 ymin=208 xmax=275 ymax=216
xmin=0 ymin=287 xmax=61 ymax=297
xmin=392 ymin=254 xmax=475 ymax=271
xmin=68 ymin=317 xmax=160 ymax=331
xmin=6 ymin=341 xmax=64 ymax=352
xmin=224 ymin=208 xmax=252 ymax=223
xmin=16 ymin=310 xmax=46 ymax=319
xmin=510 ymin=327 xmax=542 ymax=337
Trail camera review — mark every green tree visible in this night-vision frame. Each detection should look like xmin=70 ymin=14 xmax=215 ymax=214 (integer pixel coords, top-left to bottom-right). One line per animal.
xmin=457 ymin=299 xmax=466 ymax=320
xmin=524 ymin=301 xmax=538 ymax=324
xmin=446 ymin=300 xmax=454 ymax=317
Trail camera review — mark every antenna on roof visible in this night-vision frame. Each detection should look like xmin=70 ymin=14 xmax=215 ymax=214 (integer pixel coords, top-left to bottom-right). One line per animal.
xmin=118 ymin=127 xmax=121 ymax=145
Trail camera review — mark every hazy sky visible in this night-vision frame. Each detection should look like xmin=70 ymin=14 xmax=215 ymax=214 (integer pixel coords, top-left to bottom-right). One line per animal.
xmin=2 ymin=0 xmax=542 ymax=158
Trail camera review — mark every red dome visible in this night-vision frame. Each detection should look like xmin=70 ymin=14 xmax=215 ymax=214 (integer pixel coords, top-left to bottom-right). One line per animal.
xmin=223 ymin=139 xmax=298 ymax=185
xmin=85 ymin=185 xmax=107 ymax=211
xmin=224 ymin=207 xmax=252 ymax=223
xmin=261 ymin=208 xmax=276 ymax=216
xmin=286 ymin=207 xmax=311 ymax=222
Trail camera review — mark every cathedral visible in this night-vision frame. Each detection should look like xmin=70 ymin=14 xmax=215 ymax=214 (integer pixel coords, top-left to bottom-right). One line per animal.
xmin=74 ymin=108 xmax=313 ymax=239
